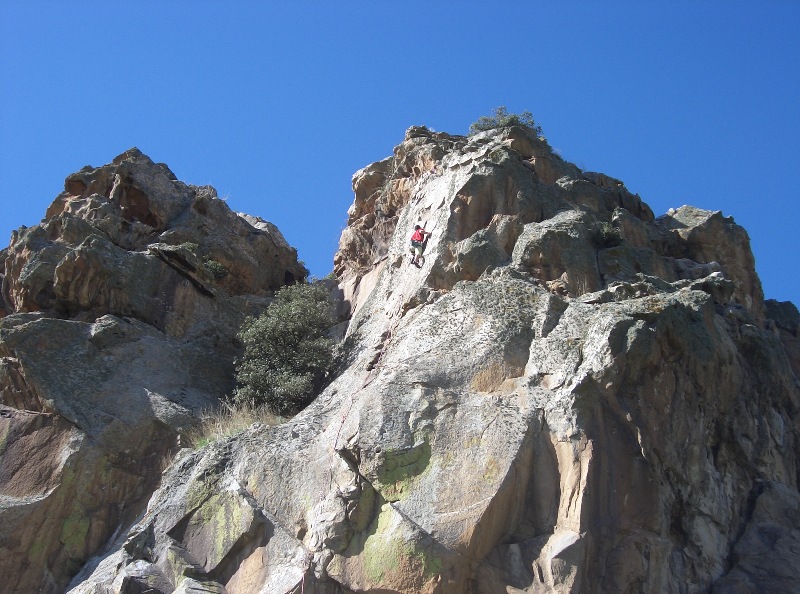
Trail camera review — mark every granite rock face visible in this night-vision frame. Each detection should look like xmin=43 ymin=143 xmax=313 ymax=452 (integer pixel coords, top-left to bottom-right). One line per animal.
xmin=0 ymin=149 xmax=305 ymax=594
xmin=21 ymin=130 xmax=800 ymax=594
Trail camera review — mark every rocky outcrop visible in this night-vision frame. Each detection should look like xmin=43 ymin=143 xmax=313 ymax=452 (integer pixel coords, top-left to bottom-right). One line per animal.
xmin=335 ymin=126 xmax=763 ymax=327
xmin=68 ymin=128 xmax=799 ymax=593
xmin=766 ymin=299 xmax=800 ymax=378
xmin=0 ymin=149 xmax=305 ymax=594
xmin=5 ymin=149 xmax=304 ymax=321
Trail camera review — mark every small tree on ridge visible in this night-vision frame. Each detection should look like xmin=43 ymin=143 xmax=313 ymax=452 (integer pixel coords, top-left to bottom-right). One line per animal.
xmin=469 ymin=106 xmax=543 ymax=137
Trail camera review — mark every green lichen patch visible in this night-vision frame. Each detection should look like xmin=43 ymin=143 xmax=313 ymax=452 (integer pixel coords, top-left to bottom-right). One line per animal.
xmin=184 ymin=491 xmax=252 ymax=571
xmin=406 ymin=540 xmax=443 ymax=581
xmin=59 ymin=511 xmax=90 ymax=558
xmin=0 ymin=421 xmax=9 ymax=456
xmin=374 ymin=439 xmax=431 ymax=501
xmin=165 ymin=544 xmax=201 ymax=585
xmin=27 ymin=533 xmax=50 ymax=567
xmin=362 ymin=510 xmax=403 ymax=583
xmin=184 ymin=474 xmax=221 ymax=513
xmin=357 ymin=504 xmax=443 ymax=586
xmin=482 ymin=457 xmax=500 ymax=483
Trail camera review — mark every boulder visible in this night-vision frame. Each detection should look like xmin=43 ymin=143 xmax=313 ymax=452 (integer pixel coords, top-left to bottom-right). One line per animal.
xmin=659 ymin=205 xmax=764 ymax=323
xmin=0 ymin=149 xmax=306 ymax=593
xmin=4 ymin=150 xmax=305 ymax=321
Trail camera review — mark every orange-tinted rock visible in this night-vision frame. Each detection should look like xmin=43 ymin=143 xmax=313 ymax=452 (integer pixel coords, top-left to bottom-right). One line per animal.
xmin=0 ymin=149 xmax=306 ymax=593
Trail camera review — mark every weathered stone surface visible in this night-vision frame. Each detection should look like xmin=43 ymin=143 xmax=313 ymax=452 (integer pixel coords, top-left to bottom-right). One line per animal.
xmin=767 ymin=299 xmax=800 ymax=378
xmin=659 ymin=205 xmax=764 ymax=323
xmin=4 ymin=149 xmax=304 ymax=322
xmin=333 ymin=125 xmax=755 ymax=320
xmin=75 ymin=266 xmax=799 ymax=593
xmin=512 ymin=210 xmax=602 ymax=295
xmin=0 ymin=149 xmax=306 ymax=594
xmin=41 ymin=129 xmax=800 ymax=592
xmin=712 ymin=482 xmax=800 ymax=594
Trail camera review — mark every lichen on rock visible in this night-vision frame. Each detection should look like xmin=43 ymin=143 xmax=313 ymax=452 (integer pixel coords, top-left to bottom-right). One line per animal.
xmin=0 ymin=149 xmax=306 ymax=594
xmin=4 ymin=126 xmax=799 ymax=594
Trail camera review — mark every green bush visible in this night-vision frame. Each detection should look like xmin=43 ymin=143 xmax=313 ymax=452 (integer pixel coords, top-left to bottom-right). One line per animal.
xmin=203 ymin=258 xmax=228 ymax=279
xmin=469 ymin=106 xmax=543 ymax=137
xmin=233 ymin=282 xmax=336 ymax=415
xmin=591 ymin=221 xmax=623 ymax=248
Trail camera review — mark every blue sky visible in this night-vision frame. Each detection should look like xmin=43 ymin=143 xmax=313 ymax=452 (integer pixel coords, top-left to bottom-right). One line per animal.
xmin=2 ymin=3 xmax=799 ymax=304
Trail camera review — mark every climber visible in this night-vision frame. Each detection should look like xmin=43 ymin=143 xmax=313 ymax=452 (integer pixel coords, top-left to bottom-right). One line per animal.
xmin=409 ymin=225 xmax=429 ymax=267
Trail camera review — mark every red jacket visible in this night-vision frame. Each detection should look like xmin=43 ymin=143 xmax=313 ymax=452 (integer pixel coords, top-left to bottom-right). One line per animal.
xmin=411 ymin=228 xmax=425 ymax=242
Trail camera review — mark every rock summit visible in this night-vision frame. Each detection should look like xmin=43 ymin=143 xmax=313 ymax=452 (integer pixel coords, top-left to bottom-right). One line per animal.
xmin=0 ymin=148 xmax=305 ymax=593
xmin=2 ymin=128 xmax=799 ymax=594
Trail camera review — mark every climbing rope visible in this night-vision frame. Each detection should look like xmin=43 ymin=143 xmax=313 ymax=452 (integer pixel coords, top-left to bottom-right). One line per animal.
xmin=327 ymin=303 xmax=404 ymax=492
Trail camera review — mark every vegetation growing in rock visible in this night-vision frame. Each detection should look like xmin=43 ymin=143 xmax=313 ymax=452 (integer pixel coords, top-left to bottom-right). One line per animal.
xmin=176 ymin=241 xmax=200 ymax=254
xmin=202 ymin=258 xmax=227 ymax=279
xmin=233 ymin=282 xmax=336 ymax=415
xmin=184 ymin=401 xmax=284 ymax=448
xmin=469 ymin=105 xmax=543 ymax=137
xmin=591 ymin=221 xmax=623 ymax=248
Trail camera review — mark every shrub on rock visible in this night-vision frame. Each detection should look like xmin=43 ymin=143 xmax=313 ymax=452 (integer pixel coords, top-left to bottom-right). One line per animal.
xmin=469 ymin=105 xmax=543 ymax=137
xmin=234 ymin=282 xmax=335 ymax=415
